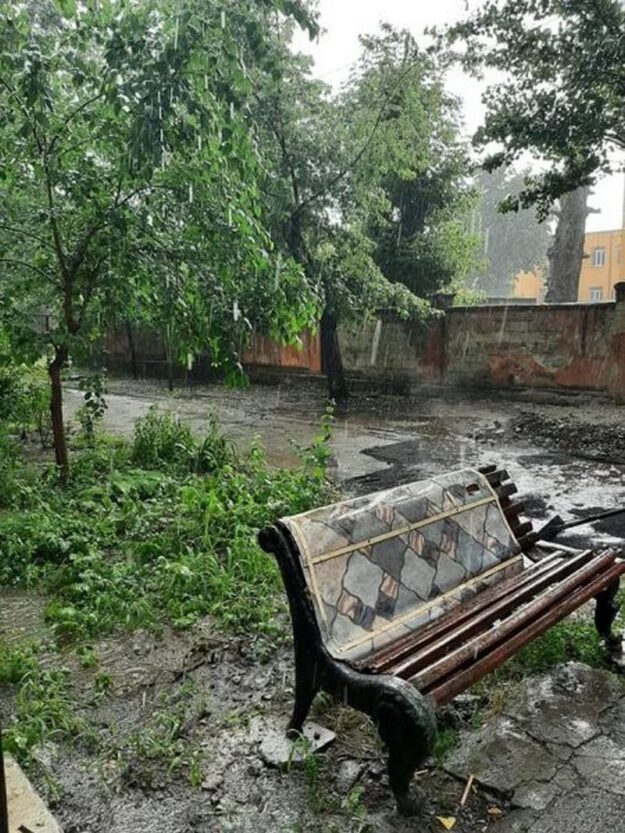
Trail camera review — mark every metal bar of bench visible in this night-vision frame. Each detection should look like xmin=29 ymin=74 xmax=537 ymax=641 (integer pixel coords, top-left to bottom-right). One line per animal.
xmin=426 ymin=559 xmax=625 ymax=705
xmin=411 ymin=551 xmax=619 ymax=691
xmin=364 ymin=550 xmax=566 ymax=673
xmin=387 ymin=549 xmax=598 ymax=678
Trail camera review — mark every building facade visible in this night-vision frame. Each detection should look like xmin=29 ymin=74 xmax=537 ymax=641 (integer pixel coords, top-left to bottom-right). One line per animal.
xmin=514 ymin=229 xmax=625 ymax=302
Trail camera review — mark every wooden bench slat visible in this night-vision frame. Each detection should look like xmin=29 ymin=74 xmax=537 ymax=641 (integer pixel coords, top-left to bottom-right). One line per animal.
xmin=363 ymin=550 xmax=565 ymax=673
xmin=385 ymin=549 xmax=597 ymax=678
xmin=411 ymin=551 xmax=619 ymax=692
xmin=426 ymin=558 xmax=625 ymax=705
xmin=483 ymin=469 xmax=509 ymax=488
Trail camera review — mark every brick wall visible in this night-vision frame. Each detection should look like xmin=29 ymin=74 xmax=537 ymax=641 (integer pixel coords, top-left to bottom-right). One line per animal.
xmin=105 ymin=298 xmax=625 ymax=400
xmin=337 ymin=300 xmax=625 ymax=399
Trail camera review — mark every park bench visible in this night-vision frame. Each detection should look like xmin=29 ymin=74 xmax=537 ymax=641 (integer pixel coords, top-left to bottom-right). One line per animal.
xmin=259 ymin=465 xmax=625 ymax=815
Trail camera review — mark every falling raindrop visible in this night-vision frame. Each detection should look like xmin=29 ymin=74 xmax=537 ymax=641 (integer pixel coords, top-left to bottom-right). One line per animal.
xmin=188 ymin=183 xmax=194 ymax=204
xmin=174 ymin=17 xmax=179 ymax=49
xmin=197 ymin=134 xmax=202 ymax=152
xmin=230 ymin=101 xmax=235 ymax=120
xmin=233 ymin=300 xmax=240 ymax=322
xmin=220 ymin=9 xmax=226 ymax=28
xmin=498 ymin=305 xmax=509 ymax=346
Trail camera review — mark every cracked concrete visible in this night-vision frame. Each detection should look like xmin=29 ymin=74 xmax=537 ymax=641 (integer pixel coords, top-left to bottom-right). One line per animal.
xmin=446 ymin=663 xmax=625 ymax=830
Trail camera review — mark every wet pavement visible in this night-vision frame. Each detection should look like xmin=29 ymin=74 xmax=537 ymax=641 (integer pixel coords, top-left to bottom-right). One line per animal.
xmin=66 ymin=377 xmax=625 ymax=550
xmin=446 ymin=663 xmax=625 ymax=832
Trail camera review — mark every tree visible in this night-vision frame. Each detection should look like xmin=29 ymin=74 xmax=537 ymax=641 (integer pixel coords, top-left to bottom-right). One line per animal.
xmin=545 ymin=186 xmax=598 ymax=302
xmin=251 ymin=24 xmax=476 ymax=403
xmin=447 ymin=0 xmax=625 ymax=214
xmin=446 ymin=0 xmax=625 ymax=300
xmin=0 ymin=0 xmax=316 ymax=477
xmin=470 ymin=167 xmax=552 ymax=297
xmin=347 ymin=27 xmax=479 ymax=299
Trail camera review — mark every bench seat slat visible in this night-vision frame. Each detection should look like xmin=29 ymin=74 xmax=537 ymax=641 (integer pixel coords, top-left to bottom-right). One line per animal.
xmin=382 ymin=551 xmax=599 ymax=677
xmin=410 ymin=551 xmax=621 ymax=693
xmin=363 ymin=550 xmax=566 ymax=673
xmin=426 ymin=558 xmax=625 ymax=705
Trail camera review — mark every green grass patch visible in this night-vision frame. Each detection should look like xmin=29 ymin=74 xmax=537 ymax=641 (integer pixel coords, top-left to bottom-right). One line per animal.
xmin=0 ymin=408 xmax=333 ymax=640
xmin=0 ymin=643 xmax=91 ymax=768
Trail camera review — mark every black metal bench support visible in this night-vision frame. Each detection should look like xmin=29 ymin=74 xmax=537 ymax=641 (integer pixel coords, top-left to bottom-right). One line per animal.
xmin=260 ymin=526 xmax=437 ymax=816
xmin=595 ymin=577 xmax=622 ymax=652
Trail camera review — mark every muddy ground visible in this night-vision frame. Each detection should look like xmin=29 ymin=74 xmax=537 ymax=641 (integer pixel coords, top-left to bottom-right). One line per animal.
xmin=7 ymin=377 xmax=625 ymax=832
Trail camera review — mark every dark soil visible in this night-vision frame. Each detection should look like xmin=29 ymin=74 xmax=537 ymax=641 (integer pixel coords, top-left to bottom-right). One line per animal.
xmin=509 ymin=411 xmax=625 ymax=464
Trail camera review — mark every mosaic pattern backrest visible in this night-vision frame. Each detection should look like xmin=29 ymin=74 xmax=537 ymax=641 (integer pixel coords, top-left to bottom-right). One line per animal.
xmin=280 ymin=468 xmax=523 ymax=663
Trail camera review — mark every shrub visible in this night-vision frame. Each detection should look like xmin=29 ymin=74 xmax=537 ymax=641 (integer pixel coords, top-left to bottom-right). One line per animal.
xmin=0 ymin=414 xmax=332 ymax=638
xmin=131 ymin=408 xmax=197 ymax=471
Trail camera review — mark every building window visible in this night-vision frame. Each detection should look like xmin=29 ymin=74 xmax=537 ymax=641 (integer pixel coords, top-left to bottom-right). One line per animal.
xmin=590 ymin=287 xmax=604 ymax=301
xmin=592 ymin=247 xmax=606 ymax=266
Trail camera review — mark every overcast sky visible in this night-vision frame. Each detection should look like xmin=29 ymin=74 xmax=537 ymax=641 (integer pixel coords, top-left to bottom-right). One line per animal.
xmin=292 ymin=0 xmax=624 ymax=233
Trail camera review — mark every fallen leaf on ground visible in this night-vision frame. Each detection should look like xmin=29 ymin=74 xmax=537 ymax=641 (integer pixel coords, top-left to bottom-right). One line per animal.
xmin=436 ymin=817 xmax=456 ymax=830
xmin=487 ymin=806 xmax=503 ymax=816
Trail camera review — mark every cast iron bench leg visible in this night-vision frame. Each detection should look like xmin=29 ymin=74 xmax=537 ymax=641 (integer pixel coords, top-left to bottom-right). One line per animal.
xmin=287 ymin=646 xmax=319 ymax=737
xmin=595 ymin=578 xmax=622 ymax=653
xmin=322 ymin=662 xmax=437 ymax=816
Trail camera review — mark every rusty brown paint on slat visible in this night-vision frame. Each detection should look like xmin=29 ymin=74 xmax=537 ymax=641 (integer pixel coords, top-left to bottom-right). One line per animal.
xmin=483 ymin=469 xmax=510 ymax=488
xmin=513 ymin=521 xmax=534 ymax=539
xmin=411 ymin=551 xmax=618 ymax=691
xmin=496 ymin=482 xmax=519 ymax=500
xmin=363 ymin=550 xmax=567 ymax=673
xmin=427 ymin=559 xmax=625 ymax=705
xmin=386 ymin=550 xmax=596 ymax=679
xmin=503 ymin=502 xmax=526 ymax=522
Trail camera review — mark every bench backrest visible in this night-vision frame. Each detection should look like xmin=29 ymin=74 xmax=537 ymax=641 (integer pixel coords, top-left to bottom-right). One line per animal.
xmin=280 ymin=468 xmax=523 ymax=663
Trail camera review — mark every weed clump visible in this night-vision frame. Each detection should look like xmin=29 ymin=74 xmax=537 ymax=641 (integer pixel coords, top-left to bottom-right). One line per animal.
xmin=0 ymin=409 xmax=332 ymax=639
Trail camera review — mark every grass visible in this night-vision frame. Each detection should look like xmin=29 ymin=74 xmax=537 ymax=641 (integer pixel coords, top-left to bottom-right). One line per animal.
xmin=0 ymin=407 xmax=333 ymax=641
xmin=0 ymin=643 xmax=92 ymax=768
xmin=0 ymin=406 xmax=334 ymax=768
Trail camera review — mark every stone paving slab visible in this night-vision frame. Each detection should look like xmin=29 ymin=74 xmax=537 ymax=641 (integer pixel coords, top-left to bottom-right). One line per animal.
xmin=445 ymin=663 xmax=625 ymax=831
xmin=4 ymin=753 xmax=62 ymax=832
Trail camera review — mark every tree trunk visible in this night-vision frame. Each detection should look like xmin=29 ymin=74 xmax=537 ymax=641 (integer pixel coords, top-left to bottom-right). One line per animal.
xmin=545 ymin=186 xmax=593 ymax=303
xmin=165 ymin=340 xmax=175 ymax=392
xmin=49 ymin=346 xmax=69 ymax=482
xmin=126 ymin=320 xmax=138 ymax=380
xmin=320 ymin=308 xmax=349 ymax=406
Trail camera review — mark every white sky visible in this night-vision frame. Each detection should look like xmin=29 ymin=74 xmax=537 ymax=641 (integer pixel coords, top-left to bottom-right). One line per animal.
xmin=292 ymin=0 xmax=624 ymax=233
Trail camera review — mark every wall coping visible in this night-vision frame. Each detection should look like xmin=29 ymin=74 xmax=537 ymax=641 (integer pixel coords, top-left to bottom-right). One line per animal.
xmin=449 ymin=301 xmax=617 ymax=313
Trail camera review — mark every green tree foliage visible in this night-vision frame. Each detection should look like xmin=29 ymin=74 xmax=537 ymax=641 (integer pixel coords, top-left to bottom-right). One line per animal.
xmin=348 ymin=26 xmax=479 ymax=297
xmin=470 ymin=167 xmax=552 ymax=297
xmin=447 ymin=0 xmax=625 ymax=216
xmin=251 ymin=23 xmax=476 ymax=401
xmin=0 ymin=0 xmax=317 ymax=474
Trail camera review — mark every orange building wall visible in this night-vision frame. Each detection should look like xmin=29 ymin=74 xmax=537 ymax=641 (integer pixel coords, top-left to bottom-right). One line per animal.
xmin=514 ymin=269 xmax=546 ymax=301
xmin=513 ymin=229 xmax=625 ymax=303
xmin=579 ymin=229 xmax=625 ymax=302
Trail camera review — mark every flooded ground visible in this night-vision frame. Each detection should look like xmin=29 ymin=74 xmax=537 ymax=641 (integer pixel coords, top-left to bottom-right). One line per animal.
xmin=66 ymin=376 xmax=625 ymax=547
xmin=10 ymin=377 xmax=625 ymax=832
